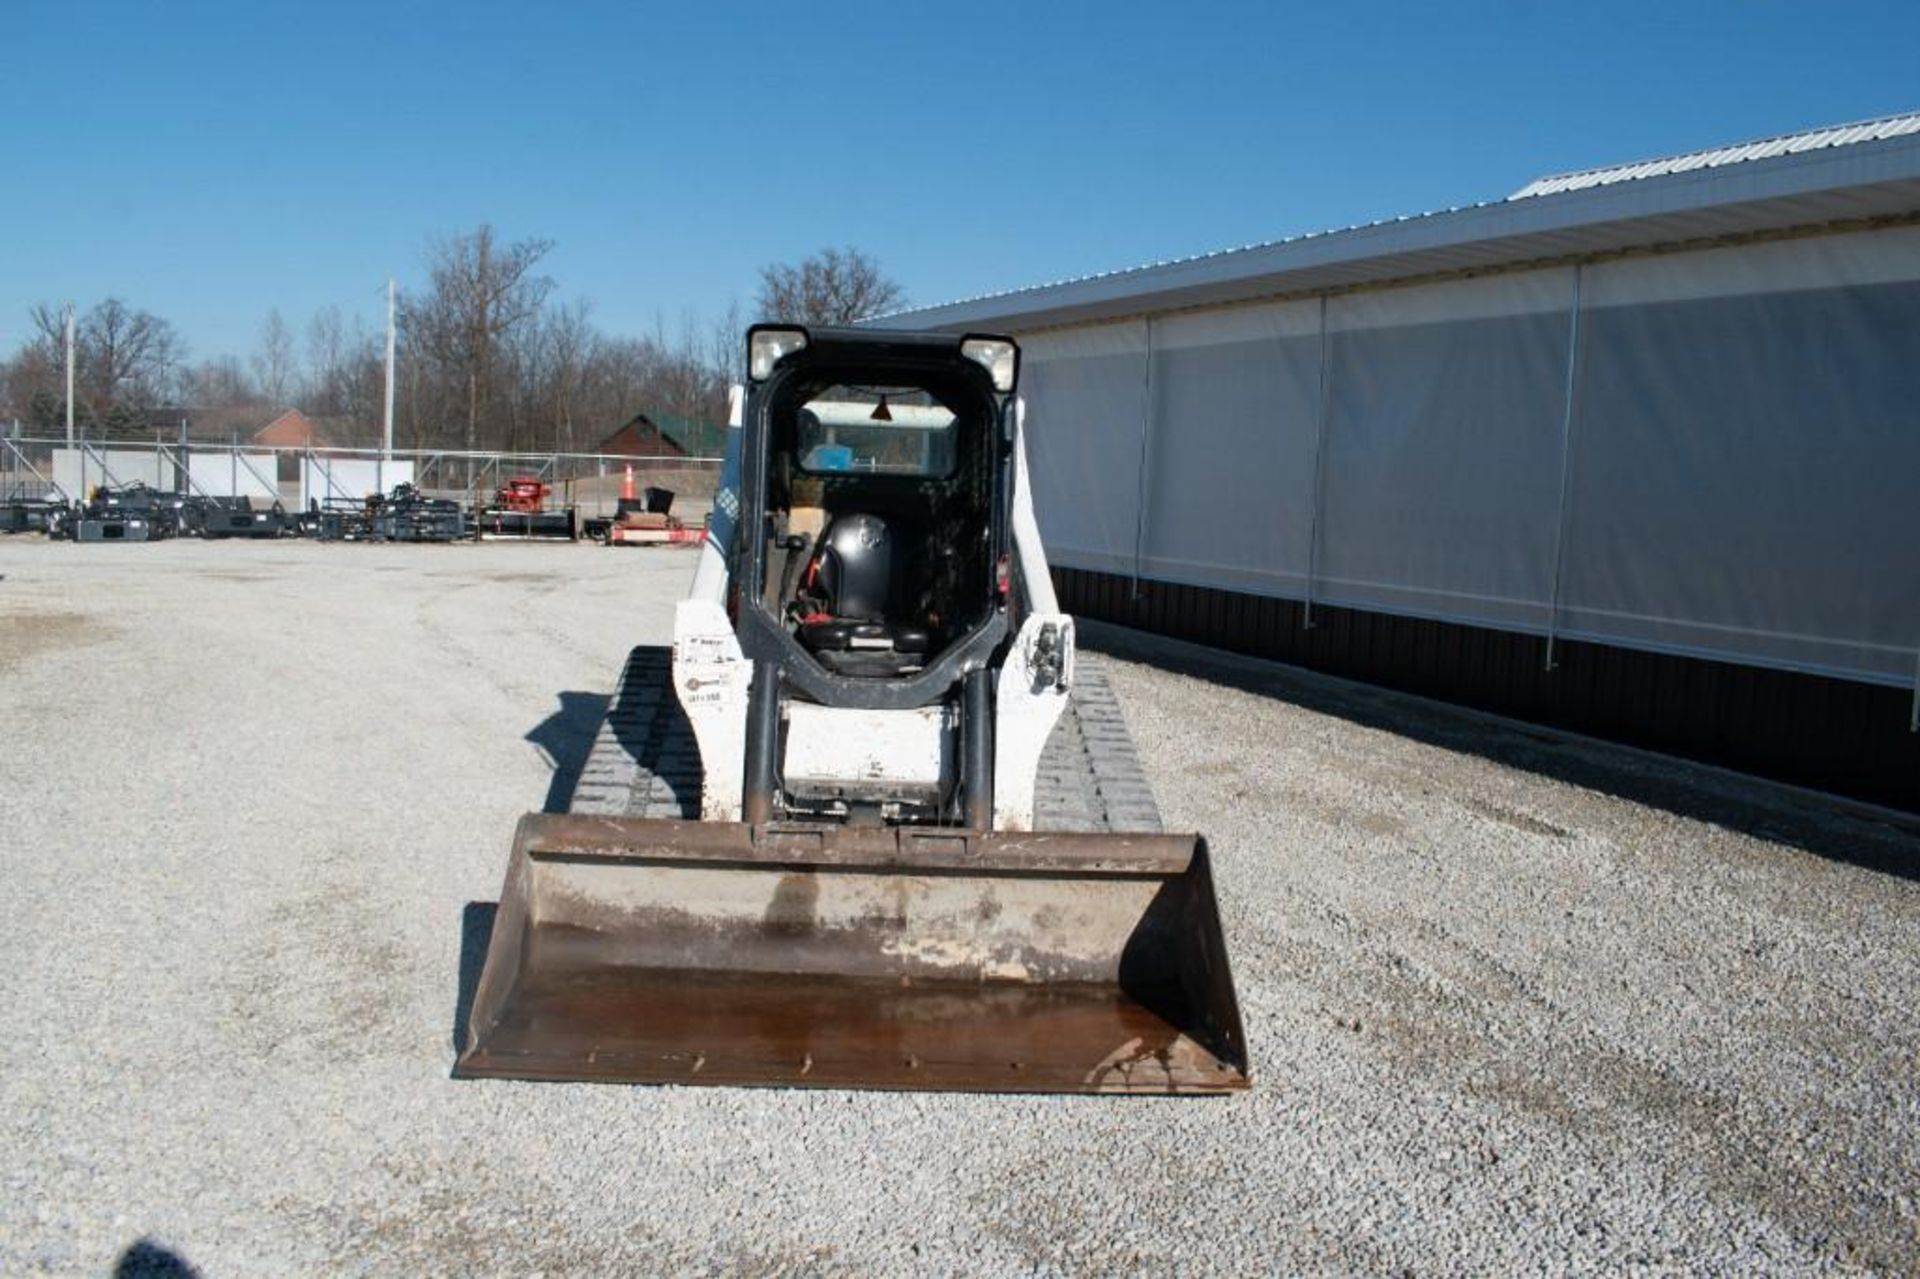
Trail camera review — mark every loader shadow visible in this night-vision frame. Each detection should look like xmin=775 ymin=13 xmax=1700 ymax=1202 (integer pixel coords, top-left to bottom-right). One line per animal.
xmin=524 ymin=691 xmax=610 ymax=814
xmin=114 ymin=1239 xmax=200 ymax=1278
xmin=1080 ymin=621 xmax=1920 ymax=883
xmin=452 ymin=901 xmax=498 ymax=1056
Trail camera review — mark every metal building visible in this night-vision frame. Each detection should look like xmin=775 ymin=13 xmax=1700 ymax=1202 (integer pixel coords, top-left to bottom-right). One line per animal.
xmin=887 ymin=113 xmax=1920 ymax=810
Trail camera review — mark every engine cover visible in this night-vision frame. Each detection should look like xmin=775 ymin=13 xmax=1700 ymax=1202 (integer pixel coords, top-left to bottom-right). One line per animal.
xmin=783 ymin=702 xmax=954 ymax=804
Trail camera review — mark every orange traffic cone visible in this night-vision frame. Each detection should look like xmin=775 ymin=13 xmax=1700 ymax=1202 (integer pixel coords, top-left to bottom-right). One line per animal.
xmin=621 ymin=464 xmax=635 ymax=503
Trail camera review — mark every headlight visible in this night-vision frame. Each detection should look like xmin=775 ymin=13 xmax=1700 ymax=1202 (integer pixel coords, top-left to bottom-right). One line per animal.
xmin=748 ymin=327 xmax=808 ymax=381
xmin=960 ymin=336 xmax=1019 ymax=393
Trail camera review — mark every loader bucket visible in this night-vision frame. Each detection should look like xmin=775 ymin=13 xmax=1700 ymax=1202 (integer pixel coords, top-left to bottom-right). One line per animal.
xmin=455 ymin=815 xmax=1249 ymax=1093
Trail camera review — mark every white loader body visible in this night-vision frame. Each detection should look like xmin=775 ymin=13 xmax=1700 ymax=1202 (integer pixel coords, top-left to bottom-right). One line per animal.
xmin=675 ymin=391 xmax=1071 ymax=830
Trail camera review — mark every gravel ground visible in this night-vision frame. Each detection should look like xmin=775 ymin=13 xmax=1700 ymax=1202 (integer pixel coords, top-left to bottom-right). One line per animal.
xmin=1 ymin=537 xmax=1916 ymax=1275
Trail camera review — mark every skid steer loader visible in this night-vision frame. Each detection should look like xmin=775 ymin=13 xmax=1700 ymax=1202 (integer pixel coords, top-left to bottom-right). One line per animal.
xmin=457 ymin=326 xmax=1248 ymax=1093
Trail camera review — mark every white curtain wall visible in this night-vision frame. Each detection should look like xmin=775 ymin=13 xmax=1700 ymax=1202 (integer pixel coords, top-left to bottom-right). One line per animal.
xmin=1016 ymin=225 xmax=1920 ymax=687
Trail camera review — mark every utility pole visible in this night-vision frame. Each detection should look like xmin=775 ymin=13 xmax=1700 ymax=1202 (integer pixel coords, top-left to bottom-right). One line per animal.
xmin=384 ymin=274 xmax=399 ymax=491
xmin=383 ymin=277 xmax=396 ymax=459
xmin=63 ymin=303 xmax=75 ymax=446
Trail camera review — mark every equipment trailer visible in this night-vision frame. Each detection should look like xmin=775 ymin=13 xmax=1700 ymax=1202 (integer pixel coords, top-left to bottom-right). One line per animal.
xmin=184 ymin=496 xmax=291 ymax=539
xmin=75 ymin=483 xmax=178 ymax=542
xmin=475 ymin=476 xmax=578 ymax=541
xmin=1 ymin=498 xmax=62 ymax=534
xmin=602 ymin=488 xmax=700 ymax=546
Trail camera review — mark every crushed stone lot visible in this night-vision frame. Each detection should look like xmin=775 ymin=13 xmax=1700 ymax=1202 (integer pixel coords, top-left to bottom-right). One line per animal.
xmin=1 ymin=537 xmax=1916 ymax=1274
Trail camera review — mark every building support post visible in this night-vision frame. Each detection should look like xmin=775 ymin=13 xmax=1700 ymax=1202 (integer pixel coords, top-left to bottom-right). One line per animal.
xmin=1544 ymin=264 xmax=1587 ymax=671
xmin=1910 ymin=648 xmax=1918 ymax=733
xmin=63 ymin=304 xmax=75 ymax=448
xmin=1303 ymin=294 xmax=1332 ymax=630
xmin=1129 ymin=316 xmax=1156 ymax=601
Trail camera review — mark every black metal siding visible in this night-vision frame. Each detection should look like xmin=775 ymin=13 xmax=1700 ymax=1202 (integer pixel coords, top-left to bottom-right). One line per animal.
xmin=1055 ymin=566 xmax=1920 ymax=814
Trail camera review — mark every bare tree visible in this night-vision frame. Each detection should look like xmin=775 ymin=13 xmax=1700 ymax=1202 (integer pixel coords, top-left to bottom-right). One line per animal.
xmin=186 ymin=355 xmax=257 ymax=410
xmin=27 ymin=297 xmax=185 ymax=426
xmin=405 ymin=225 xmax=555 ymax=452
xmin=708 ymin=299 xmax=744 ymax=385
xmin=305 ymin=305 xmax=346 ymax=414
xmin=252 ymin=308 xmax=298 ymax=407
xmin=22 ymin=304 xmax=66 ymax=369
xmin=336 ymin=340 xmax=389 ymax=446
xmin=298 ymin=305 xmax=383 ymax=435
xmin=88 ymin=298 xmax=184 ymax=414
xmin=756 ymin=247 xmax=904 ymax=325
xmin=539 ymin=298 xmax=596 ymax=454
xmin=0 ymin=242 xmax=752 ymax=453
xmin=1 ymin=344 xmax=60 ymax=428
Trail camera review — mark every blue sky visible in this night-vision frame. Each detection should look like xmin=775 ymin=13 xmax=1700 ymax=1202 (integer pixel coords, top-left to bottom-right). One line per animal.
xmin=2 ymin=1 xmax=1915 ymax=363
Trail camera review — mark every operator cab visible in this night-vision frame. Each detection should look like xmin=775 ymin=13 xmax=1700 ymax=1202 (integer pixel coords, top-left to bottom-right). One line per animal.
xmin=737 ymin=327 xmax=1020 ymax=693
xmin=777 ymin=392 xmax=965 ymax=676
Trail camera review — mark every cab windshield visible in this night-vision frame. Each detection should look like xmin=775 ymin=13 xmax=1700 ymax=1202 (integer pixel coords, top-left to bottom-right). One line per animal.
xmin=795 ymin=385 xmax=958 ymax=478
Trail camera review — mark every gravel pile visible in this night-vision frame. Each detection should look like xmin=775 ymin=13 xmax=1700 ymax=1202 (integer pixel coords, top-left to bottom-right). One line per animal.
xmin=1 ymin=538 xmax=1914 ymax=1273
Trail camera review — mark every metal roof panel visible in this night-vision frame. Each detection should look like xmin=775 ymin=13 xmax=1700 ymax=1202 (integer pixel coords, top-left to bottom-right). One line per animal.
xmin=881 ymin=113 xmax=1920 ymax=334
xmin=1509 ymin=111 xmax=1920 ymax=198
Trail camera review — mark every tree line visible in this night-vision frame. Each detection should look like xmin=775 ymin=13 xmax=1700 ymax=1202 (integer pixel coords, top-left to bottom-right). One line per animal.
xmin=0 ymin=231 xmax=903 ymax=455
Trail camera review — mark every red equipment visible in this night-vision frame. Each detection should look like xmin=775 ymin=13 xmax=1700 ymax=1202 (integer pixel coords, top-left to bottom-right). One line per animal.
xmin=497 ymin=476 xmax=550 ymax=513
xmin=475 ymin=475 xmax=578 ymax=540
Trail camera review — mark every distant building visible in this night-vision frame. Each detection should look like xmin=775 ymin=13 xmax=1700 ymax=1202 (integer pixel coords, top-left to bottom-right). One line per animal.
xmin=252 ymin=409 xmax=325 ymax=450
xmin=593 ymin=411 xmax=723 ymax=460
xmin=181 ymin=406 xmax=264 ymax=443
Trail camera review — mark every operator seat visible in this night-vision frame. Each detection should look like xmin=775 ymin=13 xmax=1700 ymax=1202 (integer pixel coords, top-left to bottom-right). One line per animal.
xmin=795 ymin=513 xmax=931 ymax=665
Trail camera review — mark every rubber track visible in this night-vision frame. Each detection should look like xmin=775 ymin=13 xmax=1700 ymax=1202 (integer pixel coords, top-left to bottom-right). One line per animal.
xmin=568 ymin=646 xmax=1161 ymax=834
xmin=1032 ymin=653 xmax=1163 ymax=834
xmin=567 ymin=646 xmax=702 ymax=819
